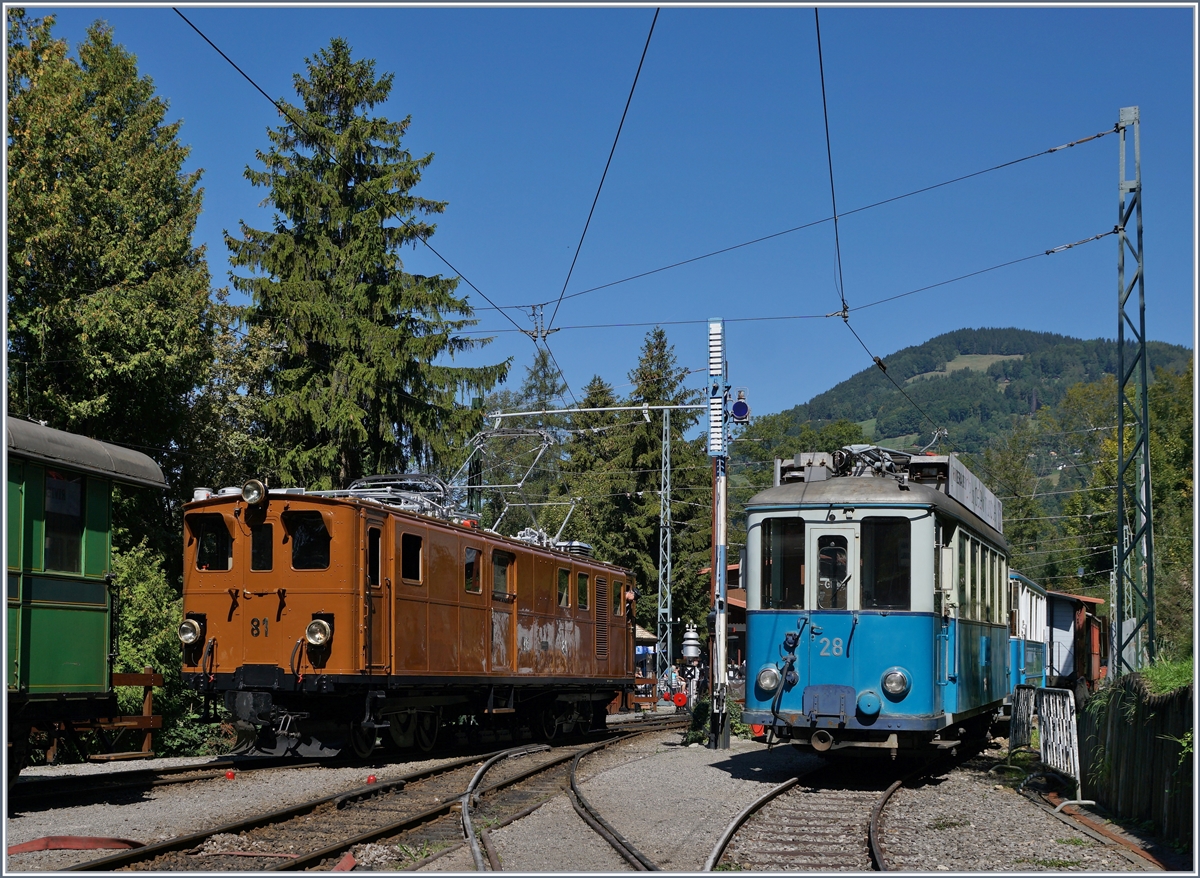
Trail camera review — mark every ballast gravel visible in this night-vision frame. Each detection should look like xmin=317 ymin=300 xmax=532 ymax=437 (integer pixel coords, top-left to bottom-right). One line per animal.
xmin=4 ymin=714 xmax=1175 ymax=873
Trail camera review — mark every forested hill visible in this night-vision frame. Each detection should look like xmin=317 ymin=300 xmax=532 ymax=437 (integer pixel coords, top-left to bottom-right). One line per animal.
xmin=779 ymin=328 xmax=1192 ymax=452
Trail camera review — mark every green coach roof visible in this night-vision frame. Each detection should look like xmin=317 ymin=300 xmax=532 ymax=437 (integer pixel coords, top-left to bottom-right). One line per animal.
xmin=6 ymin=417 xmax=166 ymax=490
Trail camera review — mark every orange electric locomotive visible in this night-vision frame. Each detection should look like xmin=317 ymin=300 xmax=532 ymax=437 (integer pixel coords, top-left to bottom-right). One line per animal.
xmin=178 ymin=475 xmax=636 ymax=757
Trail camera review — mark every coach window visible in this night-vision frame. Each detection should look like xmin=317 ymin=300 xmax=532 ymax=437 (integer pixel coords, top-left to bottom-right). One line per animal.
xmin=45 ymin=470 xmax=84 ymax=573
xmin=464 ymin=547 xmax=480 ymax=593
xmin=817 ymin=534 xmax=849 ymax=610
xmin=400 ymin=532 xmax=422 ymax=582
xmin=192 ymin=513 xmax=233 ymax=572
xmin=251 ymin=524 xmax=272 ymax=571
xmin=970 ymin=538 xmax=980 ymax=621
xmin=861 ymin=517 xmax=910 ymax=610
xmin=957 ymin=533 xmax=967 ymax=618
xmin=368 ymin=527 xmax=381 ymax=587
xmin=493 ymin=550 xmax=515 ymax=597
xmin=577 ymin=572 xmax=590 ymax=612
xmin=760 ymin=518 xmax=804 ymax=609
xmin=282 ymin=511 xmax=330 ymax=570
xmin=558 ymin=568 xmax=571 ymax=608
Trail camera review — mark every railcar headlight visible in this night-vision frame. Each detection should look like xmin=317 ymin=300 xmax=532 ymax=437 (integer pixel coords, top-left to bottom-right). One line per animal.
xmin=177 ymin=618 xmax=203 ymax=645
xmin=305 ymin=619 xmax=332 ymax=647
xmin=241 ymin=478 xmax=267 ymax=505
xmin=756 ymin=666 xmax=782 ymax=692
xmin=881 ymin=667 xmax=911 ymax=698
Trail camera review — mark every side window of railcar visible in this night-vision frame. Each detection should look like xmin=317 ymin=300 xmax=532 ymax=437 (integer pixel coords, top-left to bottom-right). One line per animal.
xmin=44 ymin=470 xmax=85 ymax=573
xmin=251 ymin=524 xmax=272 ymax=571
xmin=577 ymin=572 xmax=589 ymax=612
xmin=760 ymin=518 xmax=804 ymax=609
xmin=283 ymin=511 xmax=330 ymax=570
xmin=860 ymin=517 xmax=910 ymax=610
xmin=493 ymin=550 xmax=516 ymax=596
xmin=557 ymin=568 xmax=570 ymax=608
xmin=191 ymin=513 xmax=232 ymax=571
xmin=817 ymin=534 xmax=849 ymax=610
xmin=613 ymin=580 xmax=624 ymax=616
xmin=401 ymin=533 xmax=422 ymax=582
xmin=957 ymin=533 xmax=967 ymax=617
xmin=464 ymin=546 xmax=480 ymax=593
xmin=970 ymin=538 xmax=979 ymax=620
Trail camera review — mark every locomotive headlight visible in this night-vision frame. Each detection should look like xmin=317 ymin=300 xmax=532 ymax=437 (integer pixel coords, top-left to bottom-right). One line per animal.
xmin=177 ymin=619 xmax=203 ymax=645
xmin=881 ymin=667 xmax=911 ymax=698
xmin=756 ymin=666 xmax=782 ymax=692
xmin=241 ymin=478 xmax=267 ymax=506
xmin=305 ymin=619 xmax=333 ymax=647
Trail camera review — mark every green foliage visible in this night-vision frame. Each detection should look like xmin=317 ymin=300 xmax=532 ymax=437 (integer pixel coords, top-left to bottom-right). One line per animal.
xmin=1140 ymin=657 xmax=1194 ymax=695
xmin=683 ymin=697 xmax=751 ymax=744
xmin=228 ymin=37 xmax=508 ymax=489
xmin=111 ymin=541 xmax=217 ymax=756
xmin=7 ymin=9 xmax=219 ymax=562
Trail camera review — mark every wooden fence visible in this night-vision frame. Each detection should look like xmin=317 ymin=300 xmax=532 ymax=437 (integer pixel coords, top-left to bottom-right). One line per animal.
xmin=1077 ymin=673 xmax=1192 ymax=848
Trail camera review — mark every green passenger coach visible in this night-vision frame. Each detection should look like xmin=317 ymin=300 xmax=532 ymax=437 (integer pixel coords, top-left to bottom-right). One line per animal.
xmin=6 ymin=417 xmax=166 ymax=781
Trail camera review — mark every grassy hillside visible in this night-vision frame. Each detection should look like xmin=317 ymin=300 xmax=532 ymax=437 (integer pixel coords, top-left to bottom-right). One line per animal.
xmin=778 ymin=328 xmax=1192 ymax=453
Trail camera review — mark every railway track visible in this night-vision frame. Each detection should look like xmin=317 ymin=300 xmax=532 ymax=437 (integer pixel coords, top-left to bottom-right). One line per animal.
xmin=704 ymin=761 xmax=929 ymax=872
xmin=57 ymin=717 xmax=685 ymax=872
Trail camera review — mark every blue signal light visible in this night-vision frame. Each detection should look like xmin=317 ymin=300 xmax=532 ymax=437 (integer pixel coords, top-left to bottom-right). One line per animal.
xmin=731 ymin=398 xmax=750 ymax=423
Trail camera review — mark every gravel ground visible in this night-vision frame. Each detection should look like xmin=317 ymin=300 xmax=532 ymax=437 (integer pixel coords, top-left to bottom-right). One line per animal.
xmin=5 ymin=714 xmax=1184 ymax=873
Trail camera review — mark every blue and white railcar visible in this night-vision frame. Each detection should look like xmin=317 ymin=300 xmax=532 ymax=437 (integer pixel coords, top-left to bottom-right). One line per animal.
xmin=741 ymin=446 xmax=1010 ymax=757
xmin=1007 ymin=572 xmax=1048 ymax=691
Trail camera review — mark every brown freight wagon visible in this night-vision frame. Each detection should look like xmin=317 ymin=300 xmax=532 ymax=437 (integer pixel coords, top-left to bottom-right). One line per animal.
xmin=178 ymin=475 xmax=636 ymax=756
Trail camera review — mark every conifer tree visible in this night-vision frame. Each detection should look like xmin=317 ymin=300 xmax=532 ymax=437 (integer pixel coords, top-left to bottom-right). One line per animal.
xmin=227 ymin=38 xmax=508 ymax=489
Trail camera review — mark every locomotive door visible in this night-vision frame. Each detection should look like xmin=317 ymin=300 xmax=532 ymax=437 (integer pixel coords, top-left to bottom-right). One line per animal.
xmin=363 ymin=517 xmax=390 ymax=673
xmin=805 ymin=526 xmax=858 ymax=693
xmin=489 ymin=549 xmax=517 ymax=672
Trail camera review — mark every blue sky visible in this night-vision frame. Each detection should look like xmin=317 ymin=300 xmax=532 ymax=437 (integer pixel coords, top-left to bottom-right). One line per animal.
xmin=22 ymin=5 xmax=1197 ymax=428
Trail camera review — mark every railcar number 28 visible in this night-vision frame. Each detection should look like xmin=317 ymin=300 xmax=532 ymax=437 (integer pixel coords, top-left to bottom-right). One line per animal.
xmin=819 ymin=637 xmax=844 ymax=656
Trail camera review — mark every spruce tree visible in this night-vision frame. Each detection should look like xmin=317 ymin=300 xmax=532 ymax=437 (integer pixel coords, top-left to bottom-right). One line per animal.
xmin=227 ymin=38 xmax=508 ymax=489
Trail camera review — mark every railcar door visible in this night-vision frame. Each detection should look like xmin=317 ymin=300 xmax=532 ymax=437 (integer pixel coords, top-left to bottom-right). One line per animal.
xmin=363 ymin=515 xmax=390 ymax=673
xmin=804 ymin=526 xmax=859 ymax=707
xmin=489 ymin=549 xmax=517 ymax=673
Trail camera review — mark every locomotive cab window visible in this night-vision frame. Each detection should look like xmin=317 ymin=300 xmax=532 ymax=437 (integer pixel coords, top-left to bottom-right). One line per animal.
xmin=190 ymin=513 xmax=232 ymax=572
xmin=401 ymin=532 xmax=422 ymax=582
xmin=760 ymin=518 xmax=804 ymax=609
xmin=492 ymin=550 xmax=515 ymax=596
xmin=817 ymin=534 xmax=848 ymax=610
xmin=44 ymin=470 xmax=84 ymax=573
xmin=558 ymin=568 xmax=570 ymax=608
xmin=251 ymin=523 xmax=272 ymax=571
xmin=613 ymin=580 xmax=624 ymax=616
xmin=464 ymin=546 xmax=480 ymax=593
xmin=577 ymin=572 xmax=589 ymax=612
xmin=860 ymin=517 xmax=910 ymax=610
xmin=282 ymin=511 xmax=330 ymax=570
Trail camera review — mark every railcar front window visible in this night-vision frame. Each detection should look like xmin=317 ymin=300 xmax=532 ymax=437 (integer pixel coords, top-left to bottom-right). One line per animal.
xmin=283 ymin=511 xmax=330 ymax=570
xmin=368 ymin=527 xmax=381 ymax=586
xmin=577 ymin=572 xmax=589 ymax=611
xmin=613 ymin=580 xmax=624 ymax=616
xmin=44 ymin=470 xmax=84 ymax=573
xmin=760 ymin=518 xmax=804 ymax=609
xmin=193 ymin=514 xmax=232 ymax=571
xmin=861 ymin=517 xmax=910 ymax=610
xmin=817 ymin=535 xmax=848 ymax=610
xmin=251 ymin=524 xmax=272 ymax=571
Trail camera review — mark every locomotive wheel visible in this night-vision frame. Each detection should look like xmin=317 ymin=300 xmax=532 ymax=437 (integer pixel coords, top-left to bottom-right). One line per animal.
xmin=349 ymin=721 xmax=377 ymax=759
xmin=538 ymin=706 xmax=559 ymax=741
xmin=414 ymin=710 xmax=439 ymax=752
xmin=388 ymin=712 xmax=415 ymax=750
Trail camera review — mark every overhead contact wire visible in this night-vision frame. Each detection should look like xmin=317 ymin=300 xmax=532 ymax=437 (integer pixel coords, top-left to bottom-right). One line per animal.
xmin=547 ymin=7 xmax=659 ymax=332
xmin=814 ymin=9 xmax=848 ymax=314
